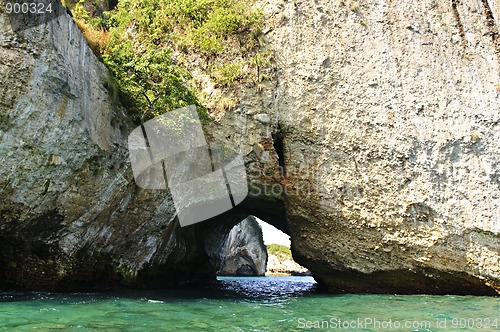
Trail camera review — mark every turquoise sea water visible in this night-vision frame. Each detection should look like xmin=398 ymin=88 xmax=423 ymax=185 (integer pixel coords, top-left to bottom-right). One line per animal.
xmin=0 ymin=276 xmax=499 ymax=331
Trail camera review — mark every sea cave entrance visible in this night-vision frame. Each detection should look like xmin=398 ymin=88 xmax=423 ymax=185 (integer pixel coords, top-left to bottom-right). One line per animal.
xmin=216 ymin=216 xmax=310 ymax=277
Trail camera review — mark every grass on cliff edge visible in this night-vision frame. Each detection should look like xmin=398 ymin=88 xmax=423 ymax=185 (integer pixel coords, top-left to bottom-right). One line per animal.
xmin=267 ymin=244 xmax=292 ymax=261
xmin=65 ymin=0 xmax=269 ymax=122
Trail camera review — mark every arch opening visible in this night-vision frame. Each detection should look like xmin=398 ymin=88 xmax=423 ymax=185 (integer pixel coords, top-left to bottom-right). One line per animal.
xmin=216 ymin=216 xmax=310 ymax=277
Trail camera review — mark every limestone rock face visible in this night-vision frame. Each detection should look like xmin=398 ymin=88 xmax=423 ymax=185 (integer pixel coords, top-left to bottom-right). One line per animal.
xmin=218 ymin=216 xmax=267 ymax=276
xmin=218 ymin=0 xmax=499 ymax=294
xmin=0 ymin=8 xmax=214 ymax=289
xmin=266 ymin=254 xmax=310 ymax=276
xmin=208 ymin=0 xmax=500 ymax=294
xmin=1 ymin=0 xmax=500 ymax=295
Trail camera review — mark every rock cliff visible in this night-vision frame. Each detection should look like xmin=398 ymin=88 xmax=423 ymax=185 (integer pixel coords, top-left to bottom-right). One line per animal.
xmin=0 ymin=5 xmax=215 ymax=289
xmin=218 ymin=216 xmax=267 ymax=276
xmin=209 ymin=0 xmax=500 ymax=294
xmin=266 ymin=255 xmax=310 ymax=276
xmin=0 ymin=0 xmax=499 ymax=294
xmin=266 ymin=244 xmax=310 ymax=276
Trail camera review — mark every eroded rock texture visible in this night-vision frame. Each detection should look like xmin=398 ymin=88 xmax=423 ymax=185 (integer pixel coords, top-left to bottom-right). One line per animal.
xmin=0 ymin=7 xmax=215 ymax=290
xmin=0 ymin=0 xmax=499 ymax=294
xmin=229 ymin=0 xmax=500 ymax=294
xmin=218 ymin=216 xmax=267 ymax=276
xmin=208 ymin=0 xmax=500 ymax=294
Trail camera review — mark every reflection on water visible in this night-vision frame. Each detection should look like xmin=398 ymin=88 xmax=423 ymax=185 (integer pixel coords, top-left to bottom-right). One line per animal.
xmin=216 ymin=276 xmax=318 ymax=302
xmin=0 ymin=276 xmax=317 ymax=305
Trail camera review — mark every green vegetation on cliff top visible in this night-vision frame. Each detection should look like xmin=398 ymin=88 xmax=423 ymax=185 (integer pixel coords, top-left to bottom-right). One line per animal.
xmin=66 ymin=0 xmax=268 ymax=121
xmin=266 ymin=244 xmax=292 ymax=260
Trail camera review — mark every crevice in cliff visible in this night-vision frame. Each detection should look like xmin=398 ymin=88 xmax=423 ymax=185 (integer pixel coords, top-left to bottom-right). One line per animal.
xmin=272 ymin=131 xmax=286 ymax=176
xmin=480 ymin=0 xmax=500 ymax=66
xmin=451 ymin=0 xmax=467 ymax=50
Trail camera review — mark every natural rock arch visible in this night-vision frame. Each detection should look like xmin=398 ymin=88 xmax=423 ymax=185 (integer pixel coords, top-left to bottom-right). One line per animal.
xmin=0 ymin=0 xmax=499 ymax=295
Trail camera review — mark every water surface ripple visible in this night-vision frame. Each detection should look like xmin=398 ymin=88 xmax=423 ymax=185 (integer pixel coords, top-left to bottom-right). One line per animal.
xmin=1 ymin=276 xmax=499 ymax=331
